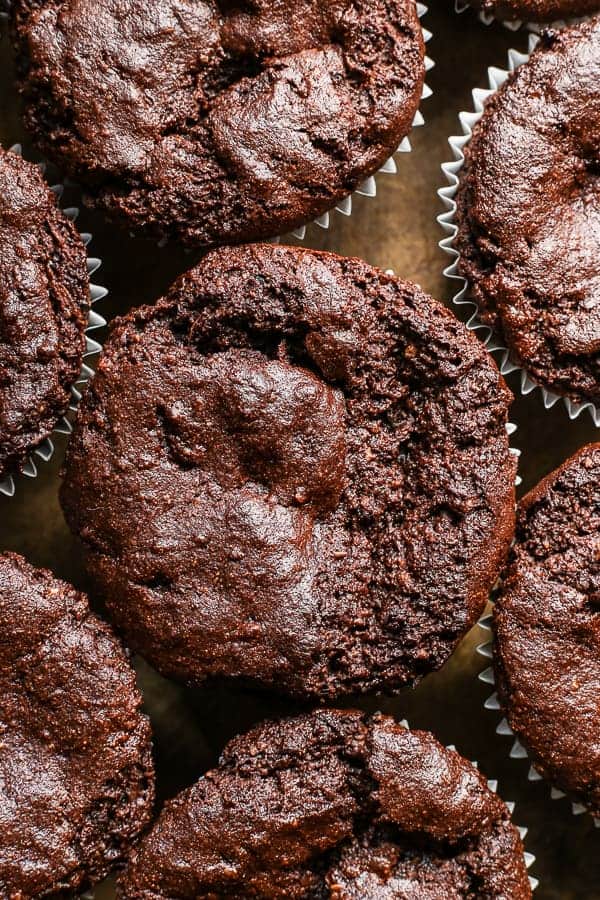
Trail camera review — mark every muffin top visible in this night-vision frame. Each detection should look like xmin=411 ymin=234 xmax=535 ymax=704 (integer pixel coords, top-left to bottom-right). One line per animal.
xmin=465 ymin=0 xmax=600 ymax=22
xmin=11 ymin=0 xmax=424 ymax=247
xmin=0 ymin=145 xmax=89 ymax=482
xmin=61 ymin=243 xmax=516 ymax=700
xmin=118 ymin=709 xmax=531 ymax=899
xmin=0 ymin=552 xmax=155 ymax=897
xmin=456 ymin=20 xmax=600 ymax=404
xmin=493 ymin=444 xmax=600 ymax=817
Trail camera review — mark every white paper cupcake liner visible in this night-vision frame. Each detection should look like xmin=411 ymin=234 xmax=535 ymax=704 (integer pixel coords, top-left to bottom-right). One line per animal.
xmin=475 ymin=614 xmax=600 ymax=827
xmin=398 ymin=717 xmax=538 ymax=891
xmin=0 ymin=144 xmax=107 ymax=499
xmin=437 ymin=34 xmax=600 ymax=430
xmin=453 ymin=0 xmax=586 ymax=33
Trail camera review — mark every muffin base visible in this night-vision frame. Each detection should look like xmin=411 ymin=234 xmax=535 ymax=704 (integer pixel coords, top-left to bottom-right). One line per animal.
xmin=0 ymin=144 xmax=107 ymax=498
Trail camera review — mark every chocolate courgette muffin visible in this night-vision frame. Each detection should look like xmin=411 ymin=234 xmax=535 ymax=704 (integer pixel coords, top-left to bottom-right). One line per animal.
xmin=0 ymin=552 xmax=155 ymax=897
xmin=11 ymin=0 xmax=425 ymax=248
xmin=493 ymin=444 xmax=600 ymax=817
xmin=118 ymin=709 xmax=531 ymax=899
xmin=456 ymin=19 xmax=600 ymax=405
xmin=0 ymin=144 xmax=89 ymax=482
xmin=464 ymin=0 xmax=599 ymax=22
xmin=61 ymin=244 xmax=516 ymax=700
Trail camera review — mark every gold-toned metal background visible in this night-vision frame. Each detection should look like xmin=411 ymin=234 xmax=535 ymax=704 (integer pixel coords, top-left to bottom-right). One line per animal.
xmin=1 ymin=7 xmax=598 ymax=898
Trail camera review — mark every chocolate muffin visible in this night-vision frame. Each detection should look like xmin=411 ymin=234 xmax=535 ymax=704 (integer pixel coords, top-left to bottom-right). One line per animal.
xmin=118 ymin=709 xmax=531 ymax=899
xmin=10 ymin=0 xmax=425 ymax=248
xmin=464 ymin=0 xmax=600 ymax=22
xmin=0 ymin=551 xmax=155 ymax=897
xmin=455 ymin=20 xmax=600 ymax=405
xmin=0 ymin=144 xmax=89 ymax=483
xmin=61 ymin=244 xmax=516 ymax=700
xmin=493 ymin=444 xmax=600 ymax=817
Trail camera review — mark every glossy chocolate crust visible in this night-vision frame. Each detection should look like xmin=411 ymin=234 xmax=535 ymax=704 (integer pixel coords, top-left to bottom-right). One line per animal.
xmin=0 ymin=145 xmax=89 ymax=481
xmin=0 ymin=552 xmax=155 ymax=898
xmin=61 ymin=244 xmax=516 ymax=700
xmin=493 ymin=444 xmax=600 ymax=817
xmin=118 ymin=710 xmax=531 ymax=899
xmin=465 ymin=0 xmax=600 ymax=22
xmin=456 ymin=20 xmax=600 ymax=404
xmin=11 ymin=0 xmax=425 ymax=248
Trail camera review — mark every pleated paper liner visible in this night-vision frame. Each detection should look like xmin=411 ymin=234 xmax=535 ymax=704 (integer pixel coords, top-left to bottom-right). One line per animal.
xmin=437 ymin=33 xmax=600 ymax=430
xmin=476 ymin=614 xmax=600 ymax=828
xmin=0 ymin=144 xmax=107 ymax=498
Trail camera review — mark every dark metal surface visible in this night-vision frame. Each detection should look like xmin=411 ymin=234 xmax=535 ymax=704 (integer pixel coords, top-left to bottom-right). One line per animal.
xmin=1 ymin=6 xmax=598 ymax=898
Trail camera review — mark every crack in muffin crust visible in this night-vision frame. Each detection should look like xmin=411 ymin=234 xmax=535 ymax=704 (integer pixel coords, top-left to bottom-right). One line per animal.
xmin=117 ymin=710 xmax=531 ymax=899
xmin=61 ymin=244 xmax=516 ymax=700
xmin=10 ymin=0 xmax=425 ymax=246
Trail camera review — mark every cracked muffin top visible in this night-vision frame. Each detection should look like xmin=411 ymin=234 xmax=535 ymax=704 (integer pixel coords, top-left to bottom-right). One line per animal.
xmin=118 ymin=709 xmax=531 ymax=899
xmin=493 ymin=443 xmax=600 ymax=818
xmin=0 ymin=144 xmax=89 ymax=483
xmin=456 ymin=19 xmax=600 ymax=404
xmin=11 ymin=0 xmax=425 ymax=247
xmin=61 ymin=244 xmax=516 ymax=700
xmin=0 ymin=552 xmax=155 ymax=898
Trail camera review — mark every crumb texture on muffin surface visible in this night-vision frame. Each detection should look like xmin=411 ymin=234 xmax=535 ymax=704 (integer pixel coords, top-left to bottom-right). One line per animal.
xmin=117 ymin=710 xmax=531 ymax=899
xmin=493 ymin=443 xmax=600 ymax=818
xmin=0 ymin=145 xmax=89 ymax=481
xmin=456 ymin=19 xmax=600 ymax=404
xmin=0 ymin=552 xmax=155 ymax=898
xmin=11 ymin=0 xmax=425 ymax=246
xmin=61 ymin=243 xmax=516 ymax=700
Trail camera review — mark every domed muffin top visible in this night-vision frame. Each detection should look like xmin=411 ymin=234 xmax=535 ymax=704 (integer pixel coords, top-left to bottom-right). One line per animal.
xmin=11 ymin=0 xmax=425 ymax=246
xmin=0 ymin=552 xmax=154 ymax=897
xmin=61 ymin=244 xmax=516 ymax=700
xmin=119 ymin=709 xmax=531 ymax=899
